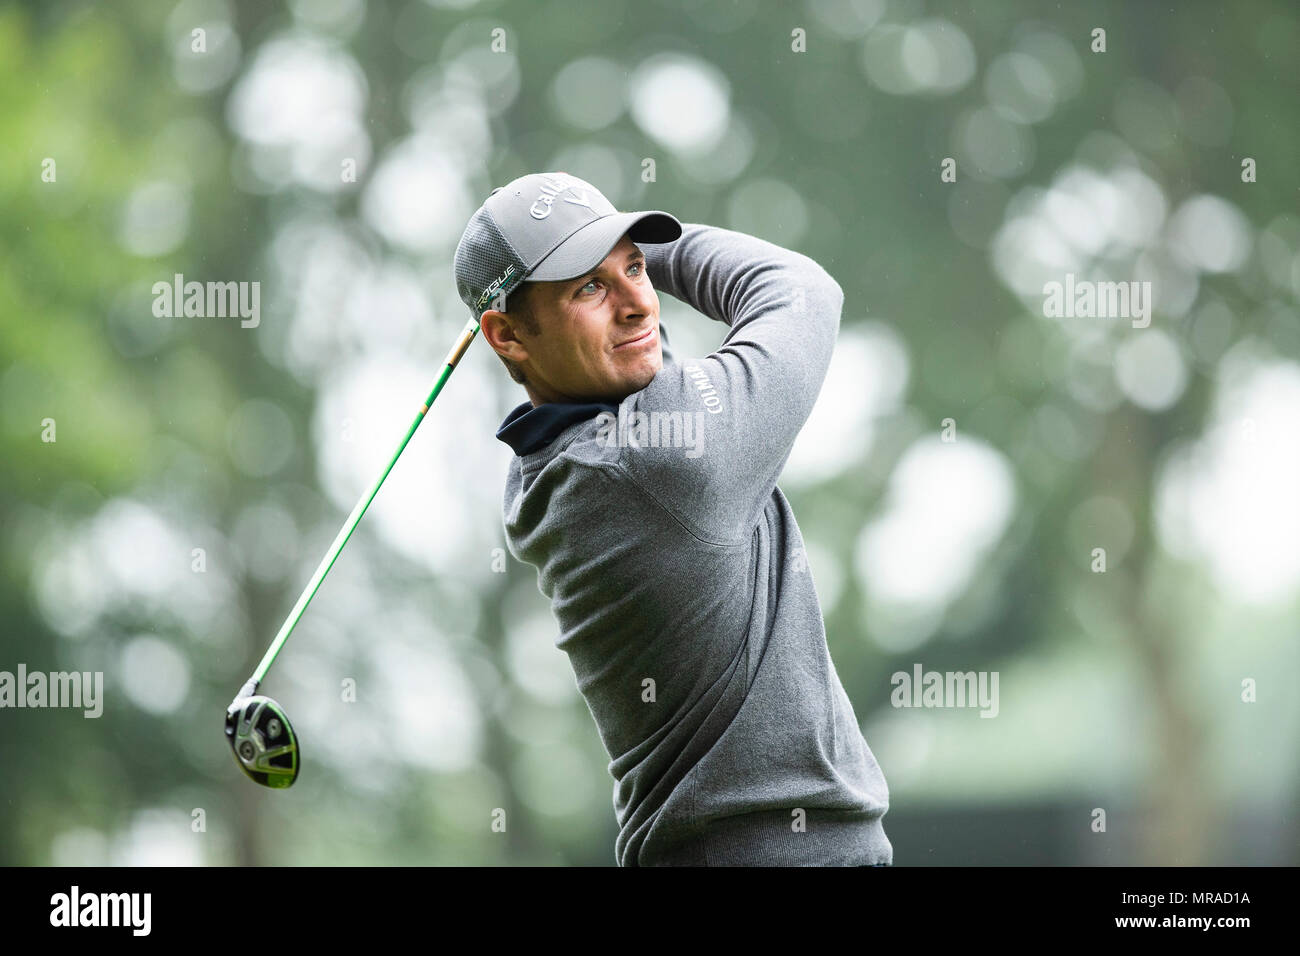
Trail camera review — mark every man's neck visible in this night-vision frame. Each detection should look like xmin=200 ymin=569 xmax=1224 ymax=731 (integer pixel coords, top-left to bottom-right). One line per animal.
xmin=527 ymin=387 xmax=623 ymax=407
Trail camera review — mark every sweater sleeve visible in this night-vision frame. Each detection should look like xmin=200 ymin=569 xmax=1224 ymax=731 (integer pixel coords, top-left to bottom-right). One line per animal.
xmin=619 ymin=222 xmax=843 ymax=543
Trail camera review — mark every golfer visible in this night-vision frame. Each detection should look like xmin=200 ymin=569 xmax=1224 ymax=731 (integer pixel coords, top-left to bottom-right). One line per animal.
xmin=453 ymin=171 xmax=893 ymax=866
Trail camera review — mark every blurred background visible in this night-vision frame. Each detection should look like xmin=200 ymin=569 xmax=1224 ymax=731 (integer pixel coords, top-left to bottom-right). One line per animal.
xmin=1 ymin=0 xmax=1297 ymax=866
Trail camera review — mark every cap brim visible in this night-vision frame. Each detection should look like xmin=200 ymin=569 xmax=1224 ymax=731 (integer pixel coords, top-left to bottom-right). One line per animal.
xmin=526 ymin=211 xmax=682 ymax=282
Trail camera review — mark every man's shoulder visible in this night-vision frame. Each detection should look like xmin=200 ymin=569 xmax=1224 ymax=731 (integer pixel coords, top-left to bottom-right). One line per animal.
xmin=503 ymin=416 xmax=624 ymax=501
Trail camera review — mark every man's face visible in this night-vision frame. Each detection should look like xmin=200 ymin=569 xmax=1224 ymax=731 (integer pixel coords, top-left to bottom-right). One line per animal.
xmin=492 ymin=234 xmax=663 ymax=405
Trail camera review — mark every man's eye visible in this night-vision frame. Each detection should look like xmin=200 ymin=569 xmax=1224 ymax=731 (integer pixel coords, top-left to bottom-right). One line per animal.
xmin=577 ymin=264 xmax=643 ymax=297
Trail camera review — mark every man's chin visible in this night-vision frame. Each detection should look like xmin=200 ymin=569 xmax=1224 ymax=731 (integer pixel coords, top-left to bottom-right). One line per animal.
xmin=628 ymin=353 xmax=662 ymax=391
xmin=598 ymin=361 xmax=660 ymax=403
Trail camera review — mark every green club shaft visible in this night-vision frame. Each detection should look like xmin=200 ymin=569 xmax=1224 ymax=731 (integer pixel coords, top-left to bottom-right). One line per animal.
xmin=249 ymin=318 xmax=481 ymax=685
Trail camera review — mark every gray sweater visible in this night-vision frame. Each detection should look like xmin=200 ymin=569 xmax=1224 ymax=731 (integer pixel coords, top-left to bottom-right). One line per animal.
xmin=497 ymin=222 xmax=893 ymax=866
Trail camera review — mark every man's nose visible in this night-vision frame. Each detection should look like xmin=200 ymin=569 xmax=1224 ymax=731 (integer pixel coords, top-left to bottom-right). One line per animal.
xmin=613 ymin=275 xmax=653 ymax=317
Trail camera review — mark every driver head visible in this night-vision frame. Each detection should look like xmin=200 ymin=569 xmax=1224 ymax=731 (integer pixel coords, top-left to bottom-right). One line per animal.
xmin=225 ymin=693 xmax=299 ymax=788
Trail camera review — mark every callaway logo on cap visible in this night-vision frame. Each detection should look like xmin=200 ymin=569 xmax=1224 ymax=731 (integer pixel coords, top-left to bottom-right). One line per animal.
xmin=454 ymin=172 xmax=682 ymax=319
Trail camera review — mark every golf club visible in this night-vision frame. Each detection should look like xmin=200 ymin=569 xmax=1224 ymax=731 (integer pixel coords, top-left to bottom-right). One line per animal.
xmin=225 ymin=316 xmax=481 ymax=788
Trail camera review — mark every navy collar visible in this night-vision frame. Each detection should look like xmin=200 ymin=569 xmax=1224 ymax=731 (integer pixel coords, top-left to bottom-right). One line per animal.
xmin=495 ymin=399 xmax=618 ymax=457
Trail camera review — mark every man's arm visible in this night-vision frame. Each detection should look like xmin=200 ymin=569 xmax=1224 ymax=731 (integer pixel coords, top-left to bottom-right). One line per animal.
xmin=621 ymin=222 xmax=843 ymax=542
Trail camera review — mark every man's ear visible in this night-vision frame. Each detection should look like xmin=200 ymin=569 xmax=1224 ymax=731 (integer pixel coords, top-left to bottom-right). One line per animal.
xmin=480 ymin=308 xmax=530 ymax=365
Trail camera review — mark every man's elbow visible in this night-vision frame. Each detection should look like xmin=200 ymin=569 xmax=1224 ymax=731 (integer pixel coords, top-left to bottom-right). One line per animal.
xmin=799 ymin=255 xmax=843 ymax=312
xmin=809 ymin=268 xmax=844 ymax=334
xmin=826 ymin=277 xmax=844 ymax=322
xmin=819 ymin=261 xmax=844 ymax=304
xmin=787 ymin=253 xmax=844 ymax=339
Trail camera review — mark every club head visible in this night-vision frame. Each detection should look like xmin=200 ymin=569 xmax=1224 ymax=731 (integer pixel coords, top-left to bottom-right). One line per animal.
xmin=225 ymin=691 xmax=299 ymax=789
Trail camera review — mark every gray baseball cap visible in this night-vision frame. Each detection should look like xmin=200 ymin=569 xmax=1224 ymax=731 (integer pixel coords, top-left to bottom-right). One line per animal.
xmin=453 ymin=171 xmax=682 ymax=320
